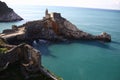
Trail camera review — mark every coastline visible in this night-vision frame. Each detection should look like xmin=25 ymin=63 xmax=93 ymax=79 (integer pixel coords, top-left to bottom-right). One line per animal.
xmin=0 ymin=4 xmax=120 ymax=80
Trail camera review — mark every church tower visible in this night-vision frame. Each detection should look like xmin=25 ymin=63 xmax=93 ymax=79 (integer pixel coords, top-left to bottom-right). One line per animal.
xmin=45 ymin=8 xmax=48 ymax=16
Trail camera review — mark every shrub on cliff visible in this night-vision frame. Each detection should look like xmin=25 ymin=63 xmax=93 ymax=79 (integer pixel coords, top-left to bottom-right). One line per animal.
xmin=0 ymin=38 xmax=8 ymax=53
xmin=0 ymin=48 xmax=8 ymax=54
xmin=0 ymin=38 xmax=6 ymax=46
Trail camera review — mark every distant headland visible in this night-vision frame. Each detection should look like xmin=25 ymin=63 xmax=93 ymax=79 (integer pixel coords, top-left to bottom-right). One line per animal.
xmin=0 ymin=1 xmax=23 ymax=22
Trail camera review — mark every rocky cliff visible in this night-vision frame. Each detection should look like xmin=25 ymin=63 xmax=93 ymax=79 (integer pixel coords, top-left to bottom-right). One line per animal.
xmin=0 ymin=1 xmax=23 ymax=22
xmin=0 ymin=10 xmax=111 ymax=44
xmin=0 ymin=39 xmax=60 ymax=80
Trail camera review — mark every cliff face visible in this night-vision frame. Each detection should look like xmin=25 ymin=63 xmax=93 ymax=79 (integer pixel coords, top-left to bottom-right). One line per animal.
xmin=0 ymin=42 xmax=59 ymax=80
xmin=0 ymin=1 xmax=23 ymax=22
xmin=0 ymin=1 xmax=12 ymax=14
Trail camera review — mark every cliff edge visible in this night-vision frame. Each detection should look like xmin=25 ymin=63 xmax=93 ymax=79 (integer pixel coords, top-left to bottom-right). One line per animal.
xmin=0 ymin=1 xmax=23 ymax=22
xmin=0 ymin=38 xmax=61 ymax=80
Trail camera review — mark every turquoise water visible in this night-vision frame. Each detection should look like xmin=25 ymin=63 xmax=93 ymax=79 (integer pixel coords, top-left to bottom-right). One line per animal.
xmin=0 ymin=5 xmax=120 ymax=80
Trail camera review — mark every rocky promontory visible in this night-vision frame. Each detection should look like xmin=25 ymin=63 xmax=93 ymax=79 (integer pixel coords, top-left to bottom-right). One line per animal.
xmin=0 ymin=1 xmax=23 ymax=22
xmin=0 ymin=9 xmax=111 ymax=44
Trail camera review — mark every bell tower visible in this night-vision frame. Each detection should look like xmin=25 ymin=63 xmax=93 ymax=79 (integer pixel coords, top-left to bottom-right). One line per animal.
xmin=45 ymin=8 xmax=48 ymax=16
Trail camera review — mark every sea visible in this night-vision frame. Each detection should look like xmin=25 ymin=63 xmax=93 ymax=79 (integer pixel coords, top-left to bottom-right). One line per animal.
xmin=0 ymin=5 xmax=120 ymax=80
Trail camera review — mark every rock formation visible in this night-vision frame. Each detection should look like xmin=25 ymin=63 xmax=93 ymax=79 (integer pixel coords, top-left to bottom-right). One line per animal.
xmin=0 ymin=1 xmax=23 ymax=22
xmin=0 ymin=9 xmax=111 ymax=44
xmin=0 ymin=38 xmax=60 ymax=80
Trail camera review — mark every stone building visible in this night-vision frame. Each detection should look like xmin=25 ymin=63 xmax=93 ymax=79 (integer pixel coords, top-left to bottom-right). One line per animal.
xmin=44 ymin=9 xmax=62 ymax=21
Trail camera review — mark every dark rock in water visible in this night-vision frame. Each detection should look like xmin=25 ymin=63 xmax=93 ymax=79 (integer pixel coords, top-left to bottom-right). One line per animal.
xmin=96 ymin=32 xmax=111 ymax=42
xmin=0 ymin=1 xmax=23 ymax=22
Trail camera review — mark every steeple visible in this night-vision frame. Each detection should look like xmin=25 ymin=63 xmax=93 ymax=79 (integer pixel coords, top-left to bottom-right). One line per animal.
xmin=45 ymin=8 xmax=48 ymax=16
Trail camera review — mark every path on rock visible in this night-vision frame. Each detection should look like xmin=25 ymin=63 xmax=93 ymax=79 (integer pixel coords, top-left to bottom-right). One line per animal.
xmin=0 ymin=27 xmax=25 ymax=39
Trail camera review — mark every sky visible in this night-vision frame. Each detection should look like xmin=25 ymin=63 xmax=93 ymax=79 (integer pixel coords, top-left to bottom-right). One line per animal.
xmin=1 ymin=0 xmax=120 ymax=10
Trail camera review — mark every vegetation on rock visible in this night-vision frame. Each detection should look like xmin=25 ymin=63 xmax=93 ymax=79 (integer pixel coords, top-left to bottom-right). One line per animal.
xmin=0 ymin=48 xmax=8 ymax=54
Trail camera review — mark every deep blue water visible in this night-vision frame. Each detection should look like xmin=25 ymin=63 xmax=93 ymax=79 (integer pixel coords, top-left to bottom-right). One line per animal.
xmin=0 ymin=5 xmax=120 ymax=80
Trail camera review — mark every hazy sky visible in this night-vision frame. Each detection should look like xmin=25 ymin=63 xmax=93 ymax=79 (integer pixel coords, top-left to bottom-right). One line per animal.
xmin=1 ymin=0 xmax=120 ymax=10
